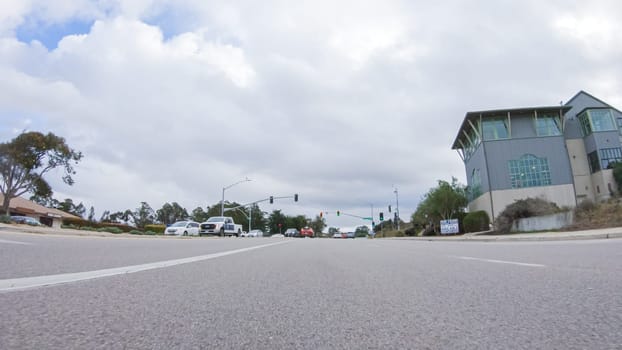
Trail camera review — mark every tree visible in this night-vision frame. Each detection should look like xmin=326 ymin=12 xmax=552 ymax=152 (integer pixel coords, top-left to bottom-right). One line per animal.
xmin=133 ymin=202 xmax=155 ymax=228
xmin=308 ymin=215 xmax=326 ymax=237
xmin=156 ymin=202 xmax=189 ymax=225
xmin=100 ymin=210 xmax=111 ymax=222
xmin=611 ymin=162 xmax=622 ymax=193
xmin=247 ymin=203 xmax=267 ymax=232
xmin=411 ymin=177 xmax=468 ymax=234
xmin=267 ymin=210 xmax=287 ymax=234
xmin=286 ymin=215 xmax=307 ymax=230
xmin=355 ymin=225 xmax=370 ymax=237
xmin=190 ymin=206 xmax=210 ymax=223
xmin=56 ymin=198 xmax=86 ymax=217
xmin=87 ymin=206 xmax=95 ymax=222
xmin=0 ymin=131 xmax=82 ymax=215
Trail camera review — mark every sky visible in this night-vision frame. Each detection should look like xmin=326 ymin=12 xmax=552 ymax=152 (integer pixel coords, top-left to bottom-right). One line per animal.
xmin=1 ymin=0 xmax=621 ymax=230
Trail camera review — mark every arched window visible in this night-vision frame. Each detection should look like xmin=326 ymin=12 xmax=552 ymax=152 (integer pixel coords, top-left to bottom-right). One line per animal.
xmin=508 ymin=154 xmax=551 ymax=188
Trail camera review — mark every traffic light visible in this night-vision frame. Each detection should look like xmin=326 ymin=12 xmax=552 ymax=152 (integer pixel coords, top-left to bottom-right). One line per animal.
xmin=294 ymin=194 xmax=298 ymax=202
xmin=379 ymin=212 xmax=384 ymax=221
xmin=388 ymin=205 xmax=392 ymax=213
xmin=320 ymin=212 xmax=323 ymax=218
xmin=270 ymin=196 xmax=273 ymax=204
xmin=337 ymin=210 xmax=340 ymax=216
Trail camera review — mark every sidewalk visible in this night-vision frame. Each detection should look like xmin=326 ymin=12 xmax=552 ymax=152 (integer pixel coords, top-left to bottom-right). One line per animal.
xmin=0 ymin=223 xmax=152 ymax=238
xmin=390 ymin=226 xmax=622 ymax=242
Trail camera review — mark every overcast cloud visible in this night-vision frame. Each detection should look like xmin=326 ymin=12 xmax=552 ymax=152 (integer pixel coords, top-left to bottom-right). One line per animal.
xmin=1 ymin=0 xmax=621 ymax=228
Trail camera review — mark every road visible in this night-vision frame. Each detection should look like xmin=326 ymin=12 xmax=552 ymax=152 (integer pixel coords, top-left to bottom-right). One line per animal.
xmin=1 ymin=231 xmax=621 ymax=349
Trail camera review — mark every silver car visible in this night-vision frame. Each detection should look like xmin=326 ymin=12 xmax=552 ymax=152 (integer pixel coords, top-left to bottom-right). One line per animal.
xmin=248 ymin=229 xmax=264 ymax=237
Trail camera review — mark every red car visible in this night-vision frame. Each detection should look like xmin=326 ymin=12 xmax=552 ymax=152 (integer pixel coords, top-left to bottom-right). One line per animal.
xmin=300 ymin=227 xmax=314 ymax=238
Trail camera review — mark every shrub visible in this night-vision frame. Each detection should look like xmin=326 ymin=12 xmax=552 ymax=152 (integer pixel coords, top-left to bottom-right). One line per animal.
xmin=145 ymin=224 xmax=166 ymax=234
xmin=404 ymin=227 xmax=419 ymax=236
xmin=63 ymin=217 xmax=91 ymax=228
xmin=79 ymin=226 xmax=98 ymax=231
xmin=463 ymin=211 xmax=490 ymax=233
xmin=495 ymin=198 xmax=560 ymax=233
xmin=97 ymin=227 xmax=123 ymax=234
xmin=0 ymin=215 xmax=12 ymax=224
xmin=129 ymin=230 xmax=143 ymax=235
xmin=144 ymin=230 xmax=157 ymax=235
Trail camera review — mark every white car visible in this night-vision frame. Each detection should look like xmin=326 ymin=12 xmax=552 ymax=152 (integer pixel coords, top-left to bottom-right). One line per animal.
xmin=248 ymin=229 xmax=264 ymax=237
xmin=164 ymin=221 xmax=200 ymax=236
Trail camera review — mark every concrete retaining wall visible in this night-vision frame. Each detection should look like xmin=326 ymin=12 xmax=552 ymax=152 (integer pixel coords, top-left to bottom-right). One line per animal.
xmin=511 ymin=211 xmax=574 ymax=232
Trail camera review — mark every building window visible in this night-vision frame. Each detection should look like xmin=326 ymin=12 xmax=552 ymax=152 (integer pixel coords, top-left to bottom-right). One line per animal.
xmin=508 ymin=154 xmax=551 ymax=188
xmin=599 ymin=147 xmax=622 ymax=170
xmin=535 ymin=114 xmax=561 ymax=136
xmin=617 ymin=117 xmax=622 ymax=135
xmin=588 ymin=151 xmax=600 ymax=173
xmin=482 ymin=117 xmax=509 ymax=140
xmin=578 ymin=109 xmax=616 ymax=136
xmin=470 ymin=168 xmax=482 ymax=200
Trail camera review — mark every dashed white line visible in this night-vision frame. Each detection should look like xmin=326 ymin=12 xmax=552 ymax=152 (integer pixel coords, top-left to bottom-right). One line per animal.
xmin=451 ymin=255 xmax=546 ymax=268
xmin=0 ymin=241 xmax=290 ymax=293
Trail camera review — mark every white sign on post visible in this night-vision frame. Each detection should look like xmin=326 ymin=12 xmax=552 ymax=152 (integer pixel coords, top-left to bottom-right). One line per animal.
xmin=440 ymin=219 xmax=459 ymax=235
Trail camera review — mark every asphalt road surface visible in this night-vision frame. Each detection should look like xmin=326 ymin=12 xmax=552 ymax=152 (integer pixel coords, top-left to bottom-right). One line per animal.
xmin=1 ymin=231 xmax=621 ymax=349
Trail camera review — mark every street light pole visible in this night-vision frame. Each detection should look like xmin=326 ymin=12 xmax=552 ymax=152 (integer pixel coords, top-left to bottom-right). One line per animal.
xmin=221 ymin=177 xmax=251 ymax=216
xmin=394 ymin=187 xmax=400 ymax=230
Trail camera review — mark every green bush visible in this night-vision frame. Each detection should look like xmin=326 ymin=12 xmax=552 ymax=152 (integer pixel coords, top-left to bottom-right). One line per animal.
xmin=496 ymin=198 xmax=560 ymax=234
xmin=79 ymin=226 xmax=98 ymax=231
xmin=144 ymin=224 xmax=166 ymax=234
xmin=97 ymin=227 xmax=123 ymax=234
xmin=144 ymin=230 xmax=157 ymax=235
xmin=129 ymin=230 xmax=143 ymax=235
xmin=404 ymin=227 xmax=419 ymax=236
xmin=463 ymin=211 xmax=490 ymax=233
xmin=0 ymin=215 xmax=12 ymax=224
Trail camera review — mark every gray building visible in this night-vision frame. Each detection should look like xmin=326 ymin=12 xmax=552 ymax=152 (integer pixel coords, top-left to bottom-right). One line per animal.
xmin=452 ymin=91 xmax=622 ymax=222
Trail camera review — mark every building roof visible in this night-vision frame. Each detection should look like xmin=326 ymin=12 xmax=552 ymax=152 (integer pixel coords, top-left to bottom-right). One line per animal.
xmin=565 ymin=90 xmax=622 ymax=115
xmin=0 ymin=194 xmax=80 ymax=219
xmin=451 ymin=105 xmax=571 ymax=150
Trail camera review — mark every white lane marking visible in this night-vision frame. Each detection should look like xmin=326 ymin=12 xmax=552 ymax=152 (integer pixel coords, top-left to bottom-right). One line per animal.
xmin=0 ymin=238 xmax=32 ymax=245
xmin=451 ymin=255 xmax=546 ymax=268
xmin=0 ymin=241 xmax=290 ymax=293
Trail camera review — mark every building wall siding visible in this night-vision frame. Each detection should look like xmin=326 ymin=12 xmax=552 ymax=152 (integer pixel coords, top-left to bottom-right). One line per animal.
xmin=482 ymin=136 xmax=573 ymax=191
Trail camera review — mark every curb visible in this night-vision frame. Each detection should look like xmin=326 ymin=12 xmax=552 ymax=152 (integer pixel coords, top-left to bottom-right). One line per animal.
xmin=386 ymin=231 xmax=622 ymax=242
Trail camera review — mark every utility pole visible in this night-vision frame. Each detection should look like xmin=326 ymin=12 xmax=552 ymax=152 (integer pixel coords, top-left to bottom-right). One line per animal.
xmin=394 ymin=187 xmax=400 ymax=230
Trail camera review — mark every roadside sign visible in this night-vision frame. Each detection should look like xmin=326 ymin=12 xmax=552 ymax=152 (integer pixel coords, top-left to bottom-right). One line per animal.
xmin=440 ymin=219 xmax=459 ymax=235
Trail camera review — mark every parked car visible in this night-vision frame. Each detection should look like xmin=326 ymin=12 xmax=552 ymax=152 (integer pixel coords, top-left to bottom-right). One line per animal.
xmin=240 ymin=231 xmax=250 ymax=237
xmin=345 ymin=231 xmax=356 ymax=239
xmin=10 ymin=216 xmax=42 ymax=226
xmin=270 ymin=233 xmax=284 ymax=238
xmin=248 ymin=229 xmax=264 ymax=237
xmin=300 ymin=227 xmax=314 ymax=238
xmin=284 ymin=228 xmax=299 ymax=237
xmin=164 ymin=221 xmax=200 ymax=236
xmin=332 ymin=232 xmax=345 ymax=238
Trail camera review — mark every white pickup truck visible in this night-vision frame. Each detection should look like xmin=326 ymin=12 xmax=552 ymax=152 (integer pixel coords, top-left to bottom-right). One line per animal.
xmin=199 ymin=216 xmax=244 ymax=237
